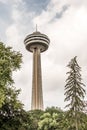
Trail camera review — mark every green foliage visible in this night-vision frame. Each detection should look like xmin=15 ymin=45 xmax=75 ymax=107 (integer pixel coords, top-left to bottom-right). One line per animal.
xmin=22 ymin=107 xmax=87 ymax=130
xmin=38 ymin=107 xmax=67 ymax=130
xmin=0 ymin=86 xmax=24 ymax=130
xmin=45 ymin=106 xmax=63 ymax=115
xmin=0 ymin=42 xmax=22 ymax=107
xmin=28 ymin=110 xmax=44 ymax=130
xmin=38 ymin=112 xmax=59 ymax=130
xmin=64 ymin=56 xmax=86 ymax=130
xmin=0 ymin=42 xmax=23 ymax=129
xmin=0 ymin=88 xmax=5 ymax=107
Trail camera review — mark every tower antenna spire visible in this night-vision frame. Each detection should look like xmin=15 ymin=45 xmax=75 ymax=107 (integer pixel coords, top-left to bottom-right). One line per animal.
xmin=36 ymin=24 xmax=37 ymax=32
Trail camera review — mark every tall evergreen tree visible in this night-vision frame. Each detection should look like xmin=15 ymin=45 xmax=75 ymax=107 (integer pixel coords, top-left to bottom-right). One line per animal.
xmin=64 ymin=56 xmax=86 ymax=130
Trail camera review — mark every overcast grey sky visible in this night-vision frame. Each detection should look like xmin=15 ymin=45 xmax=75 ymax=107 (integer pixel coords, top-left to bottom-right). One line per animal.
xmin=0 ymin=0 xmax=87 ymax=110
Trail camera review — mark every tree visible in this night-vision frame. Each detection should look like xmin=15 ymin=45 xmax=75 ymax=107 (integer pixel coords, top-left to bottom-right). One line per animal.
xmin=0 ymin=42 xmax=22 ymax=107
xmin=64 ymin=56 xmax=86 ymax=130
xmin=28 ymin=110 xmax=44 ymax=130
xmin=38 ymin=107 xmax=67 ymax=130
xmin=45 ymin=106 xmax=63 ymax=115
xmin=38 ymin=112 xmax=59 ymax=130
xmin=0 ymin=42 xmax=24 ymax=129
xmin=0 ymin=87 xmax=24 ymax=130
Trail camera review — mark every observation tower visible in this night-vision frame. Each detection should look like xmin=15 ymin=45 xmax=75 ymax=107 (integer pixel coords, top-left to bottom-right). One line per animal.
xmin=24 ymin=29 xmax=50 ymax=110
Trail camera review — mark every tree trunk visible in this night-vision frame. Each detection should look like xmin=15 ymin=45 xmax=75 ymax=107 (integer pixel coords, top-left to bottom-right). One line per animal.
xmin=75 ymin=118 xmax=78 ymax=130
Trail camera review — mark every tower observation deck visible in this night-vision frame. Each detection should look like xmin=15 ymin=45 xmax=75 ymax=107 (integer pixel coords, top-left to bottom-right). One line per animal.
xmin=24 ymin=31 xmax=50 ymax=110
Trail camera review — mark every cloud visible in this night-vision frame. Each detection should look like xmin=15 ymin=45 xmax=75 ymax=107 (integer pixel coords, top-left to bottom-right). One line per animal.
xmin=24 ymin=0 xmax=50 ymax=14
xmin=5 ymin=0 xmax=35 ymax=50
xmin=32 ymin=0 xmax=87 ymax=109
xmin=55 ymin=5 xmax=70 ymax=19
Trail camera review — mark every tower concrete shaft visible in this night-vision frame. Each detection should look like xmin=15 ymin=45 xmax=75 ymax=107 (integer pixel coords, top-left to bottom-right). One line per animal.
xmin=24 ymin=31 xmax=50 ymax=110
xmin=32 ymin=47 xmax=43 ymax=110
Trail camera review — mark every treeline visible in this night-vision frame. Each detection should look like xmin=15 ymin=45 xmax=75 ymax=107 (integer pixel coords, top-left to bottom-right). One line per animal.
xmin=0 ymin=42 xmax=87 ymax=130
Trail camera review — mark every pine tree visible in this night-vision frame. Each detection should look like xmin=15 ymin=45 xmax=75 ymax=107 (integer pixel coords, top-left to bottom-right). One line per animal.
xmin=64 ymin=56 xmax=86 ymax=130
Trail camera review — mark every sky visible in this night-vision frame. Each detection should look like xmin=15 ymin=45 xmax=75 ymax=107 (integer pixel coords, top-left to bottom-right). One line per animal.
xmin=0 ymin=0 xmax=87 ymax=110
